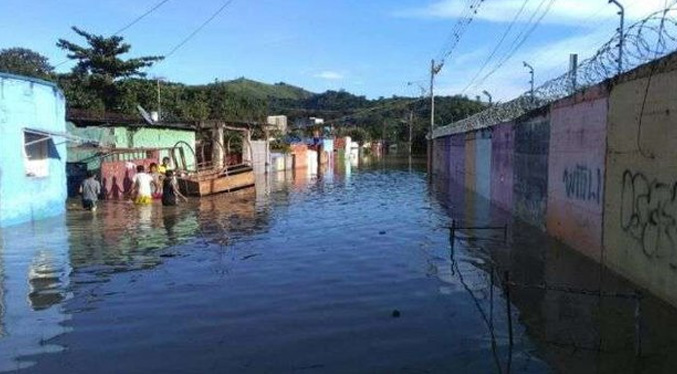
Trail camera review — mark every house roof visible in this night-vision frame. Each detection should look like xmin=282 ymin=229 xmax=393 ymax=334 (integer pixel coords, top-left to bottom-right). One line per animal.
xmin=67 ymin=108 xmax=197 ymax=131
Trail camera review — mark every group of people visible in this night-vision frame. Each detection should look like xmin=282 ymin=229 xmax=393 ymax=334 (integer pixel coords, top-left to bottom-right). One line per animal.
xmin=80 ymin=157 xmax=187 ymax=212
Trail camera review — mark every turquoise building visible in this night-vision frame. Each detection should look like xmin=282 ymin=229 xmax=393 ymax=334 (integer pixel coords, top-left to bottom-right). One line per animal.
xmin=0 ymin=73 xmax=68 ymax=227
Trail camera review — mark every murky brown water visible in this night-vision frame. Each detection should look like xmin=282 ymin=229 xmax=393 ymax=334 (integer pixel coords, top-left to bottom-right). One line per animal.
xmin=1 ymin=156 xmax=677 ymax=373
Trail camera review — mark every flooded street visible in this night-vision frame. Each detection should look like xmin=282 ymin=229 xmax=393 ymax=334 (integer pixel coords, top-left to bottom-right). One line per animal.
xmin=2 ymin=157 xmax=677 ymax=374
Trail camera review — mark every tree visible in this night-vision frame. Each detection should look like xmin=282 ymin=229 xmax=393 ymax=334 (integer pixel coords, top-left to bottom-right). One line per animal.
xmin=57 ymin=27 xmax=163 ymax=110
xmin=57 ymin=27 xmax=163 ymax=83
xmin=0 ymin=47 xmax=53 ymax=79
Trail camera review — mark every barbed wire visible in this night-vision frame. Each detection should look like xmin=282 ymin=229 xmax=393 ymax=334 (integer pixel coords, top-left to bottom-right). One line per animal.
xmin=434 ymin=4 xmax=677 ymax=138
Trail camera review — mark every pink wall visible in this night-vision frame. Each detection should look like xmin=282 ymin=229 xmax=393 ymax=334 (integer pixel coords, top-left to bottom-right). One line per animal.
xmin=546 ymin=87 xmax=608 ymax=260
xmin=491 ymin=122 xmax=514 ymax=212
xmin=101 ymin=158 xmax=157 ymax=200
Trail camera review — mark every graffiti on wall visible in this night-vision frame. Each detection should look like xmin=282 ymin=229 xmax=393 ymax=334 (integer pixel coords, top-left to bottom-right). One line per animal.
xmin=562 ymin=165 xmax=602 ymax=204
xmin=620 ymin=170 xmax=677 ymax=266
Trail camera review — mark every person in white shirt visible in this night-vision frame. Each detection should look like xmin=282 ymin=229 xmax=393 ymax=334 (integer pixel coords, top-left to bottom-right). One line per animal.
xmin=131 ymin=165 xmax=156 ymax=205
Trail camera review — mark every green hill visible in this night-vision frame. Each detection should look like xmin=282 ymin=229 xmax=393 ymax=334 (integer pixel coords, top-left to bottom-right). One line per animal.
xmin=218 ymin=78 xmax=314 ymax=102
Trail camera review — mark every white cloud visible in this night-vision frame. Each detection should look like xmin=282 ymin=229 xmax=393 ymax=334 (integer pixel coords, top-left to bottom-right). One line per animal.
xmin=314 ymin=71 xmax=344 ymax=80
xmin=395 ymin=0 xmax=671 ymax=26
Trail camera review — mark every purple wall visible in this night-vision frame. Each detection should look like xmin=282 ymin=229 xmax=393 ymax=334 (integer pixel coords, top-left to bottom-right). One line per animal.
xmin=449 ymin=133 xmax=465 ymax=188
xmin=491 ymin=122 xmax=515 ymax=212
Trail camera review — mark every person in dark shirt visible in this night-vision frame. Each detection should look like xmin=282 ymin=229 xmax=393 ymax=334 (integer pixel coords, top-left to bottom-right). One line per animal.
xmin=80 ymin=170 xmax=101 ymax=211
xmin=161 ymin=170 xmax=187 ymax=206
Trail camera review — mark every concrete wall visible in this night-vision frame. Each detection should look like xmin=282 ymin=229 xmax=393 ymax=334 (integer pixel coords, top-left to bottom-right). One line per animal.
xmin=449 ymin=134 xmax=465 ymax=187
xmin=0 ymin=74 xmax=67 ymax=227
xmin=475 ymin=129 xmax=492 ymax=200
xmin=604 ymin=58 xmax=677 ymax=307
xmin=490 ymin=122 xmax=514 ymax=212
xmin=431 ymin=52 xmax=677 ymax=308
xmin=513 ymin=110 xmax=550 ymax=230
xmin=547 ymin=87 xmax=608 ymax=260
xmin=464 ymin=132 xmax=477 ymax=192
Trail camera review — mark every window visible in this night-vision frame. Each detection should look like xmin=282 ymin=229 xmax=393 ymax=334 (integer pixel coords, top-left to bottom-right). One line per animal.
xmin=24 ymin=131 xmax=50 ymax=177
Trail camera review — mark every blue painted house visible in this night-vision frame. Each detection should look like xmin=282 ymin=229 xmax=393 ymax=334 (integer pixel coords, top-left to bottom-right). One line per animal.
xmin=0 ymin=73 xmax=69 ymax=227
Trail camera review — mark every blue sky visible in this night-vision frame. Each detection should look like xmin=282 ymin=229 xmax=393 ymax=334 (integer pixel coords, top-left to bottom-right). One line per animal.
xmin=0 ymin=0 xmax=671 ymax=100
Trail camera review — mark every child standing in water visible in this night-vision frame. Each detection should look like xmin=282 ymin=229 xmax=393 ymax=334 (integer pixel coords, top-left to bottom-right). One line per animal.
xmin=158 ymin=157 xmax=172 ymax=174
xmin=162 ymin=170 xmax=187 ymax=206
xmin=80 ymin=170 xmax=101 ymax=211
xmin=149 ymin=163 xmax=163 ymax=199
xmin=131 ymin=165 xmax=155 ymax=205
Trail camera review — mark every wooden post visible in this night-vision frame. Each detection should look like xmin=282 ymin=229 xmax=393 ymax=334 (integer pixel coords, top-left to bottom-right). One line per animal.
xmin=490 ymin=268 xmax=494 ymax=332
xmin=212 ymin=123 xmax=225 ymax=170
xmin=635 ymin=291 xmax=642 ymax=358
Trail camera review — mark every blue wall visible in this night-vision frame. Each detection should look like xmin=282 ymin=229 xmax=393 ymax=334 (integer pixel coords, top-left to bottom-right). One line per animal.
xmin=475 ymin=129 xmax=492 ymax=200
xmin=0 ymin=74 xmax=67 ymax=227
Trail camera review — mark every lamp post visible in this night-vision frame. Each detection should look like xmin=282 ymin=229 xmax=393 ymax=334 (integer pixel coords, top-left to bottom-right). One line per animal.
xmin=609 ymin=0 xmax=625 ymax=74
xmin=523 ymin=61 xmax=534 ymax=103
xmin=154 ymin=76 xmax=166 ymax=122
xmin=482 ymin=90 xmax=493 ymax=105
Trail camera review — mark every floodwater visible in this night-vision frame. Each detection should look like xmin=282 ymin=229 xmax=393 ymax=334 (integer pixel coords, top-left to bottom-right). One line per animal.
xmin=2 ymin=156 xmax=677 ymax=374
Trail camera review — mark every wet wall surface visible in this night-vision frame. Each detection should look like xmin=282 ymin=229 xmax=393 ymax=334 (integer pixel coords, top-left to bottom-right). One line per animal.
xmin=1 ymin=157 xmax=677 ymax=373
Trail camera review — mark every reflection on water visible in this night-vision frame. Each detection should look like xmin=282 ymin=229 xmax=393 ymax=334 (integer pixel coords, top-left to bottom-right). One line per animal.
xmin=0 ymin=217 xmax=71 ymax=371
xmin=0 ymin=155 xmax=676 ymax=373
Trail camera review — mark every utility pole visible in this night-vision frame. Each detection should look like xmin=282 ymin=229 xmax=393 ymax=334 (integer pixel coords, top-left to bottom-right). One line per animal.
xmin=408 ymin=110 xmax=414 ymax=155
xmin=382 ymin=120 xmax=386 ymax=156
xmin=609 ymin=0 xmax=625 ymax=74
xmin=430 ymin=59 xmax=443 ymax=135
xmin=429 ymin=59 xmax=443 ymax=176
xmin=523 ymin=61 xmax=534 ymax=103
xmin=155 ymin=76 xmax=166 ymax=122
xmin=157 ymin=78 xmax=161 ymax=121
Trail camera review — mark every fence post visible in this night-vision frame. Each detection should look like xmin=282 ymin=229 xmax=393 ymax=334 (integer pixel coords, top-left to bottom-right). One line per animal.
xmin=635 ymin=291 xmax=642 ymax=358
xmin=504 ymin=271 xmax=513 ymax=347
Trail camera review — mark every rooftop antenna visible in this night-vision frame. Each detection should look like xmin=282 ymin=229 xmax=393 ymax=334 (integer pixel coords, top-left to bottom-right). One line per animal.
xmin=137 ymin=105 xmax=156 ymax=125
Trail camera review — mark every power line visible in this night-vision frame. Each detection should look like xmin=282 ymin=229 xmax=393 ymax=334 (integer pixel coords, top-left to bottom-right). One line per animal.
xmin=470 ymin=0 xmax=557 ymax=91
xmin=435 ymin=0 xmax=487 ymax=67
xmin=113 ymin=0 xmax=173 ymax=36
xmin=460 ymin=0 xmax=532 ymax=94
xmin=53 ymin=0 xmax=173 ymax=69
xmin=163 ymin=0 xmax=237 ymax=59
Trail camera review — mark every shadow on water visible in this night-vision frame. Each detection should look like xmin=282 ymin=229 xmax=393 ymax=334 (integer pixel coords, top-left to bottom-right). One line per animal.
xmin=0 ymin=155 xmax=677 ymax=373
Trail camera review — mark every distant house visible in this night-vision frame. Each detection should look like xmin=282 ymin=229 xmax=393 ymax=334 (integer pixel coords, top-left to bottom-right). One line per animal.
xmin=293 ymin=117 xmax=324 ymax=129
xmin=0 ymin=73 xmax=71 ymax=227
xmin=67 ymin=111 xmax=197 ymax=199
xmin=266 ymin=115 xmax=288 ymax=133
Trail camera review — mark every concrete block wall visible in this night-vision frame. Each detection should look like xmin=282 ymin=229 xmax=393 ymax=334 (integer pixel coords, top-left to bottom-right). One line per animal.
xmin=603 ymin=56 xmax=677 ymax=307
xmin=547 ymin=87 xmax=608 ymax=260
xmin=490 ymin=122 xmax=514 ymax=212
xmin=475 ymin=129 xmax=492 ymax=200
xmin=464 ymin=132 xmax=477 ymax=192
xmin=449 ymin=134 xmax=465 ymax=187
xmin=431 ymin=52 xmax=677 ymax=308
xmin=513 ymin=110 xmax=550 ymax=230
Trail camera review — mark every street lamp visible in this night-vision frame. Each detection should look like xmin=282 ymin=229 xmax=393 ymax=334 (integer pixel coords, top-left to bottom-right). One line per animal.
xmin=523 ymin=61 xmax=534 ymax=103
xmin=482 ymin=90 xmax=493 ymax=105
